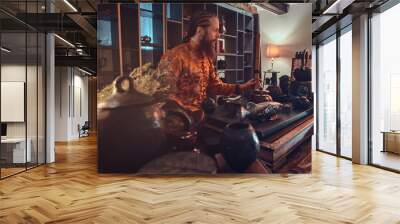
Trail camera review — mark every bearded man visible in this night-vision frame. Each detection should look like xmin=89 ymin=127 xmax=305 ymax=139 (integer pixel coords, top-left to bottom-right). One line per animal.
xmin=158 ymin=10 xmax=260 ymax=116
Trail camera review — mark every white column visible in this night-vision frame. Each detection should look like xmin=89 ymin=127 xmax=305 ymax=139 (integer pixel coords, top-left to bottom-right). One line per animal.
xmin=45 ymin=0 xmax=56 ymax=163
xmin=312 ymin=45 xmax=317 ymax=151
xmin=352 ymin=14 xmax=369 ymax=164
xmin=46 ymin=33 xmax=55 ymax=163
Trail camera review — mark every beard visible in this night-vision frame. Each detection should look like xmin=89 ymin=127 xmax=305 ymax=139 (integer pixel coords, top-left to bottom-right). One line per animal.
xmin=199 ymin=34 xmax=217 ymax=61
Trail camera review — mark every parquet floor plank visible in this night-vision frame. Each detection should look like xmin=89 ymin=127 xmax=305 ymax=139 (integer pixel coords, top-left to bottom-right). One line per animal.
xmin=1 ymin=135 xmax=400 ymax=223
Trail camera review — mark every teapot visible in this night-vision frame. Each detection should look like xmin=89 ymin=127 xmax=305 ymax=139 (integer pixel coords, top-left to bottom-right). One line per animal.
xmin=98 ymin=76 xmax=192 ymax=172
xmin=251 ymin=89 xmax=272 ymax=103
xmin=98 ymin=76 xmax=168 ymax=172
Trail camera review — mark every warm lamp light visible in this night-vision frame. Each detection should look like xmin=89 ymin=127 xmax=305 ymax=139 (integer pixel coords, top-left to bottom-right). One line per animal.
xmin=265 ymin=44 xmax=280 ymax=59
xmin=265 ymin=44 xmax=280 ymax=72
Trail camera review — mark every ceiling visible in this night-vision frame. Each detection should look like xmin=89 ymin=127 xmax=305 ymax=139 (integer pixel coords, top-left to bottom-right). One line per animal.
xmin=0 ymin=0 xmax=393 ymax=74
xmin=0 ymin=0 xmax=97 ymax=73
xmin=254 ymin=0 xmax=388 ymax=43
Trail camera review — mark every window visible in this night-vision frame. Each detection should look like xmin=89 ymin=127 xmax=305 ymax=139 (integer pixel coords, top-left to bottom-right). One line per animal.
xmin=339 ymin=28 xmax=352 ymax=158
xmin=317 ymin=36 xmax=337 ymax=155
xmin=370 ymin=3 xmax=400 ymax=171
xmin=0 ymin=2 xmax=46 ymax=179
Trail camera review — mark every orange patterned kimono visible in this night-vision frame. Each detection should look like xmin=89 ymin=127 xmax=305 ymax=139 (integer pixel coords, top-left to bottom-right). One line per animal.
xmin=158 ymin=41 xmax=237 ymax=112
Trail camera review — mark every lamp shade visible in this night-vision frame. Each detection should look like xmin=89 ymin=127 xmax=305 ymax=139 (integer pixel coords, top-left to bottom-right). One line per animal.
xmin=265 ymin=44 xmax=280 ymax=59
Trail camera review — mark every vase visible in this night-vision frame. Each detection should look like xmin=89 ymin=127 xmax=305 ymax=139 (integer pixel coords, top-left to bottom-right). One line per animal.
xmin=221 ymin=122 xmax=260 ymax=172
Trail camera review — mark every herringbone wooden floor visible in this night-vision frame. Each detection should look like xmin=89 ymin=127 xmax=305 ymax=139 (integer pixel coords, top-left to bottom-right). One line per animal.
xmin=1 ymin=135 xmax=400 ymax=224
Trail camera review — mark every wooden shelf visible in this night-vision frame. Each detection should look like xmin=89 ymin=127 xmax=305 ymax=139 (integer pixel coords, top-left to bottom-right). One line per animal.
xmin=218 ymin=69 xmax=240 ymax=72
xmin=141 ymin=43 xmax=163 ymax=49
xmin=121 ymin=48 xmax=139 ymax=52
xmin=167 ymin=19 xmax=182 ymax=24
xmin=221 ymin=34 xmax=236 ymax=38
xmin=140 ymin=8 xmax=163 ymax=17
xmin=218 ymin=53 xmax=237 ymax=56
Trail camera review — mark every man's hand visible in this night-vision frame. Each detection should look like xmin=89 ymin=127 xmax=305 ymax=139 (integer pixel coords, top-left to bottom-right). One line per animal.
xmin=240 ymin=78 xmax=261 ymax=91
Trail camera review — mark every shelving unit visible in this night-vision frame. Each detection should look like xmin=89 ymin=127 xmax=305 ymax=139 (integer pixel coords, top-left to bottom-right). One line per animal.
xmin=97 ymin=3 xmax=255 ymax=85
xmin=165 ymin=3 xmax=255 ymax=84
xmin=216 ymin=5 xmax=254 ymax=83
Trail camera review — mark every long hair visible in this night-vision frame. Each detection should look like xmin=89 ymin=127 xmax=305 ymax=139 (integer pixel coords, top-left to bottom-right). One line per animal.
xmin=183 ymin=10 xmax=217 ymax=43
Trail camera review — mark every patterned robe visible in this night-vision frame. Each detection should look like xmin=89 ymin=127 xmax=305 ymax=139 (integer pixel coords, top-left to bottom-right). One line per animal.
xmin=157 ymin=41 xmax=236 ymax=112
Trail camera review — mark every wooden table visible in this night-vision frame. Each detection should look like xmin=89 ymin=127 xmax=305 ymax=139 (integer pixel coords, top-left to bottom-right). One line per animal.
xmin=1 ymin=138 xmax=32 ymax=165
xmin=203 ymin=105 xmax=314 ymax=172
xmin=257 ymin=115 xmax=313 ymax=171
xmin=381 ymin=131 xmax=400 ymax=154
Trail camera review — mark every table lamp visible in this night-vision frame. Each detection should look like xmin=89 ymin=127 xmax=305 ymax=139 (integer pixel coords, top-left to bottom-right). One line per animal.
xmin=265 ymin=44 xmax=280 ymax=71
xmin=265 ymin=44 xmax=280 ymax=86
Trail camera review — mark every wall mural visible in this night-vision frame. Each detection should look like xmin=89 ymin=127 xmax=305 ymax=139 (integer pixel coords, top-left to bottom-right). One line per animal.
xmin=97 ymin=3 xmax=313 ymax=174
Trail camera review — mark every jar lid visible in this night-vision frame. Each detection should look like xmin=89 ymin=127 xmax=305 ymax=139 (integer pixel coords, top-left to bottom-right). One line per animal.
xmin=98 ymin=76 xmax=156 ymax=109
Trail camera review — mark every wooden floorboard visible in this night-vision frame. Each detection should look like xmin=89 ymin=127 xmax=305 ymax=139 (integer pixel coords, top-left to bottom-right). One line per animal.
xmin=1 ymin=135 xmax=400 ymax=223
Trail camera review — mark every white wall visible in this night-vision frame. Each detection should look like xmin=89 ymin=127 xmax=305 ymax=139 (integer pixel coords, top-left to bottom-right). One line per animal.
xmin=1 ymin=65 xmax=27 ymax=140
xmin=55 ymin=67 xmax=89 ymax=141
xmin=55 ymin=66 xmax=69 ymax=141
xmin=1 ymin=64 xmax=38 ymax=137
xmin=72 ymin=72 xmax=89 ymax=138
xmin=257 ymin=4 xmax=312 ymax=79
xmin=1 ymin=63 xmax=46 ymax=164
